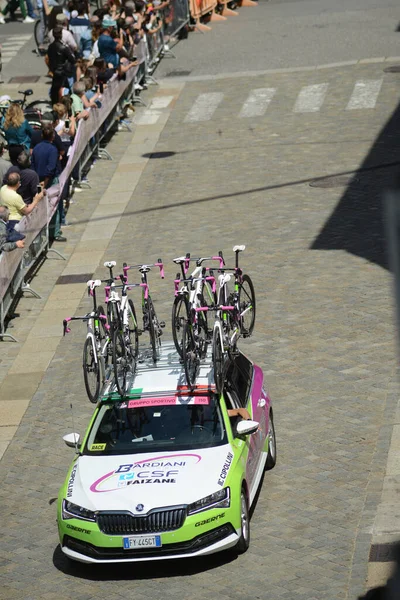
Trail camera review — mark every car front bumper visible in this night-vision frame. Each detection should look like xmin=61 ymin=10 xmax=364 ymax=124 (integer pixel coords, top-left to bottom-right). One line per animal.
xmin=61 ymin=523 xmax=240 ymax=563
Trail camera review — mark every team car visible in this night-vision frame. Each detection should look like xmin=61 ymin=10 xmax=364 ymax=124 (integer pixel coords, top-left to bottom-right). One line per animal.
xmin=57 ymin=343 xmax=276 ymax=563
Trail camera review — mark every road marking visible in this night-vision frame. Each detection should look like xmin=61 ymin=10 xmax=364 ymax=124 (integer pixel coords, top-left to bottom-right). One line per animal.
xmin=294 ymin=83 xmax=329 ymax=113
xmin=239 ymin=88 xmax=276 ymax=118
xmin=346 ymin=79 xmax=383 ymax=110
xmin=184 ymin=92 xmax=224 ymax=123
xmin=1 ymin=41 xmax=26 ymax=47
xmin=1 ymin=50 xmax=18 ymax=55
xmin=149 ymin=96 xmax=174 ymax=109
xmin=9 ymin=35 xmax=32 ymax=41
xmin=135 ymin=110 xmax=162 ymax=125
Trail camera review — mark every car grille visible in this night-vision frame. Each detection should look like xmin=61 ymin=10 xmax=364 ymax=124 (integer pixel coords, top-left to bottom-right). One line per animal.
xmin=97 ymin=508 xmax=186 ymax=535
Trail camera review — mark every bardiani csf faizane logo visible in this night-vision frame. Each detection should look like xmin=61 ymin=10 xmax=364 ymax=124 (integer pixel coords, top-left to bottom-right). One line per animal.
xmin=217 ymin=452 xmax=233 ymax=487
xmin=90 ymin=453 xmax=202 ymax=493
xmin=67 ymin=465 xmax=77 ymax=498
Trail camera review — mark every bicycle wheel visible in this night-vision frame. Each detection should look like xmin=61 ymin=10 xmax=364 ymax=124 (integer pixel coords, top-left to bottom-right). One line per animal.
xmin=146 ymin=296 xmax=159 ymax=363
xmin=172 ymin=295 xmax=189 ymax=357
xmin=182 ymin=322 xmax=199 ymax=388
xmin=112 ymin=327 xmax=128 ymax=397
xmin=127 ymin=299 xmax=139 ymax=360
xmin=201 ymin=280 xmax=216 ymax=337
xmin=83 ymin=336 xmax=100 ymax=403
xmin=212 ymin=326 xmax=224 ymax=394
xmin=239 ymin=274 xmax=256 ymax=337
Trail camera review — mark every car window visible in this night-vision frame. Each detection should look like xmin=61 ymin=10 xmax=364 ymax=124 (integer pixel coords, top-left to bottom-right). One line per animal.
xmin=83 ymin=395 xmax=227 ymax=456
xmin=226 ymin=354 xmax=253 ymax=407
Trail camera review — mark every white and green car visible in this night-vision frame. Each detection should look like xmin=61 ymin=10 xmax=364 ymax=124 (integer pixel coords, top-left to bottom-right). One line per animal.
xmin=57 ymin=346 xmax=276 ymax=563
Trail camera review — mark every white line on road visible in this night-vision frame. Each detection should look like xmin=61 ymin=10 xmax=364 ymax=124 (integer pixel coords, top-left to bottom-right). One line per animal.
xmin=1 ymin=41 xmax=26 ymax=47
xmin=294 ymin=83 xmax=329 ymax=113
xmin=149 ymin=96 xmax=174 ymax=109
xmin=184 ymin=92 xmax=224 ymax=123
xmin=346 ymin=79 xmax=383 ymax=110
xmin=239 ymin=88 xmax=276 ymax=118
xmin=8 ymin=35 xmax=32 ymax=40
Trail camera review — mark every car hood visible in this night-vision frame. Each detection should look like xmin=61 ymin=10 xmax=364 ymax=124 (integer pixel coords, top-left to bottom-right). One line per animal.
xmin=66 ymin=446 xmax=235 ymax=513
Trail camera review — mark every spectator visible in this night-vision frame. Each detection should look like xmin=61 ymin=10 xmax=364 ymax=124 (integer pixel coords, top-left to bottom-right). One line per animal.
xmin=3 ymin=150 xmax=40 ymax=205
xmin=36 ymin=0 xmax=60 ymax=54
xmin=0 ymin=142 xmax=10 ymax=182
xmin=3 ymin=103 xmax=33 ymax=165
xmin=31 ymin=124 xmax=66 ymax=242
xmin=0 ymin=172 xmax=44 ymax=228
xmin=48 ymin=12 xmax=78 ymax=53
xmin=70 ymin=81 xmax=90 ymax=119
xmin=47 ymin=26 xmax=76 ymax=105
xmin=2 ymin=0 xmax=36 ymax=23
xmin=30 ymin=112 xmax=65 ymax=169
xmin=69 ymin=2 xmax=91 ymax=49
xmin=53 ymin=103 xmax=76 ymax=144
xmin=31 ymin=124 xmax=59 ymax=189
xmin=98 ymin=18 xmax=121 ymax=68
xmin=81 ymin=77 xmax=102 ymax=107
xmin=0 ymin=206 xmax=25 ymax=253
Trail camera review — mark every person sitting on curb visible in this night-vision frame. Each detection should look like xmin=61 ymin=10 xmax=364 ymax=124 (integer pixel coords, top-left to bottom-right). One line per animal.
xmin=0 ymin=172 xmax=44 ymax=229
xmin=0 ymin=205 xmax=25 ymax=253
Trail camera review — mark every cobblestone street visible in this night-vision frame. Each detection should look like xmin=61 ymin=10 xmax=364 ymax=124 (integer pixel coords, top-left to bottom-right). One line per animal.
xmin=1 ymin=57 xmax=399 ymax=599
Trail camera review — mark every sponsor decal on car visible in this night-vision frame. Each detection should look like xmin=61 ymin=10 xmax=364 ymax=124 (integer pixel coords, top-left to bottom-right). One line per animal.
xmin=90 ymin=453 xmax=202 ymax=493
xmin=128 ymin=396 xmax=209 ymax=409
xmin=66 ymin=524 xmax=91 ymax=534
xmin=217 ymin=452 xmax=233 ymax=486
xmin=195 ymin=512 xmax=225 ymax=527
xmin=90 ymin=443 xmax=106 ymax=451
xmin=67 ymin=465 xmax=77 ymax=498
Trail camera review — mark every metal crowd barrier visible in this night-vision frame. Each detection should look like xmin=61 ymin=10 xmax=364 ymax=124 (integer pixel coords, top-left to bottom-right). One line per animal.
xmin=0 ymin=66 xmax=138 ymax=341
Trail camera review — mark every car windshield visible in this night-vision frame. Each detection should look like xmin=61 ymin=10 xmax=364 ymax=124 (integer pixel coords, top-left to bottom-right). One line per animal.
xmin=83 ymin=395 xmax=227 ymax=455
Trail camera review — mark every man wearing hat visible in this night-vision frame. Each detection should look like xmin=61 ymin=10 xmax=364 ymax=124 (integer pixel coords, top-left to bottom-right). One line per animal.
xmin=48 ymin=12 xmax=78 ymax=53
xmin=98 ymin=17 xmax=121 ymax=68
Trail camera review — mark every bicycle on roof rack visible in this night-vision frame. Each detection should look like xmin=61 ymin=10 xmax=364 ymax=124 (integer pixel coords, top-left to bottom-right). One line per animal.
xmin=122 ymin=259 xmax=165 ymax=364
xmin=180 ymin=245 xmax=256 ymax=391
xmin=63 ymin=279 xmax=112 ymax=403
xmin=171 ymin=252 xmax=223 ymax=358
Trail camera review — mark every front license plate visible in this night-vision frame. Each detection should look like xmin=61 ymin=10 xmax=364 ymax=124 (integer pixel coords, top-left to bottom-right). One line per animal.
xmin=123 ymin=535 xmax=162 ymax=549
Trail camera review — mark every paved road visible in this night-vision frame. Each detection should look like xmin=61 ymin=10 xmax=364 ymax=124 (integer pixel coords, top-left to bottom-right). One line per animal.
xmin=1 ymin=57 xmax=399 ymax=599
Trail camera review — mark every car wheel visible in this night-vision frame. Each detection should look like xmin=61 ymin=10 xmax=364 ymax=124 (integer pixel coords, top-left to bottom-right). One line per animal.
xmin=236 ymin=489 xmax=250 ymax=554
xmin=265 ymin=410 xmax=277 ymax=470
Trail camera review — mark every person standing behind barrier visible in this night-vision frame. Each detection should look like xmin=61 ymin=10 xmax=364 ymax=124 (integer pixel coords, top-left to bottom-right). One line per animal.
xmin=31 ymin=124 xmax=65 ymax=242
xmin=98 ymin=18 xmax=121 ymax=68
xmin=48 ymin=12 xmax=78 ymax=54
xmin=3 ymin=104 xmax=33 ymax=166
xmin=0 ymin=206 xmax=25 ymax=253
xmin=69 ymin=2 xmax=91 ymax=50
xmin=3 ymin=150 xmax=40 ymax=205
xmin=0 ymin=172 xmax=44 ymax=229
xmin=0 ymin=142 xmax=10 ymax=182
xmin=47 ymin=26 xmax=77 ymax=105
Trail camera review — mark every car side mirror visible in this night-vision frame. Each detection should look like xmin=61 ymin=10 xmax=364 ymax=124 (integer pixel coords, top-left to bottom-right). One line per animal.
xmin=236 ymin=420 xmax=259 ymax=436
xmin=63 ymin=432 xmax=80 ymax=448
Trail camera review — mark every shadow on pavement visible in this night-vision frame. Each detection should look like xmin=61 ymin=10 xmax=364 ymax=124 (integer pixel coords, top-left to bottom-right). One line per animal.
xmin=53 ymin=544 xmax=237 ymax=580
xmin=311 ymin=96 xmax=400 ymax=270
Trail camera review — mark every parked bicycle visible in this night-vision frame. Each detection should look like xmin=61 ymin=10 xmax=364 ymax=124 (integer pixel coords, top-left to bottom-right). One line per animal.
xmin=63 ymin=279 xmax=112 ymax=403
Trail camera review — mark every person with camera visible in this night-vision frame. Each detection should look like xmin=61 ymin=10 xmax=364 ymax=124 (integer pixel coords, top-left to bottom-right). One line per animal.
xmin=3 ymin=150 xmax=40 ymax=206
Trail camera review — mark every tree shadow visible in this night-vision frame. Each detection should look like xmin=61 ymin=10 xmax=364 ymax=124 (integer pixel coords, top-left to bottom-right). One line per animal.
xmin=52 ymin=543 xmax=237 ymax=581
xmin=311 ymin=96 xmax=400 ymax=270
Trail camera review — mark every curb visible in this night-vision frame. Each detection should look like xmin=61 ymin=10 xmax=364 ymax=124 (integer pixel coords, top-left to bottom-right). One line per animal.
xmin=162 ymin=56 xmax=400 ymax=82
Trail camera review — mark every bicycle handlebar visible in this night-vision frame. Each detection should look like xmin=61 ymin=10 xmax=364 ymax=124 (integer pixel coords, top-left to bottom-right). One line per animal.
xmin=62 ymin=313 xmax=108 ymax=335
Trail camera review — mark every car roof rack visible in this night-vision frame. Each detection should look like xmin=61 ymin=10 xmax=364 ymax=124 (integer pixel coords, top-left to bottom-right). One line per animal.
xmin=100 ymin=341 xmax=217 ymax=402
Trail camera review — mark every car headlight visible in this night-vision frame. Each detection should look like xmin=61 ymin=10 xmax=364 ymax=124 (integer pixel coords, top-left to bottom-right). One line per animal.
xmin=62 ymin=499 xmax=96 ymax=522
xmin=187 ymin=487 xmax=230 ymax=515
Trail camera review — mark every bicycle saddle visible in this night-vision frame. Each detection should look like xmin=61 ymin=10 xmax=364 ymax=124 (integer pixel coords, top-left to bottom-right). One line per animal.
xmin=87 ymin=279 xmax=102 ymax=289
xmin=173 ymin=256 xmax=187 ymax=264
xmin=219 ymin=273 xmax=232 ymax=285
xmin=104 ymin=261 xmax=116 ymax=268
xmin=19 ymin=89 xmax=33 ymax=96
xmin=139 ymin=266 xmax=151 ymax=273
xmin=233 ymin=245 xmax=245 ymax=252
